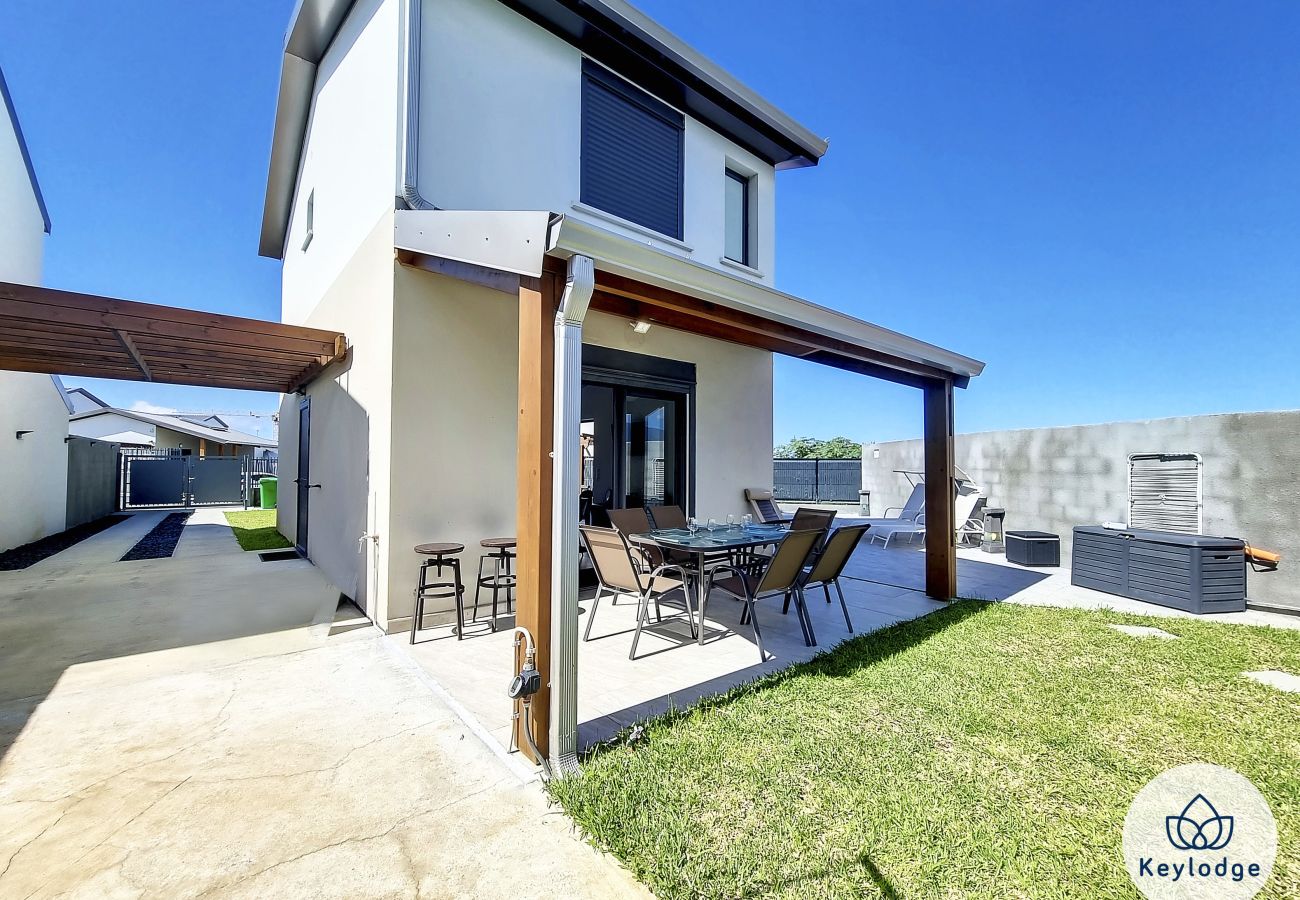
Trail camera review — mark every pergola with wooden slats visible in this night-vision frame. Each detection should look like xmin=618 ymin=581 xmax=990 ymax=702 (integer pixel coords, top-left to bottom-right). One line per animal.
xmin=0 ymin=282 xmax=346 ymax=394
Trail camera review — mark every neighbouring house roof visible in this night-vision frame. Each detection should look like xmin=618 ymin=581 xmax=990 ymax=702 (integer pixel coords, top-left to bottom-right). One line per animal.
xmin=393 ymin=209 xmax=986 ymax=386
xmin=259 ymin=0 xmax=828 ymax=259
xmin=0 ymin=62 xmax=51 ymax=235
xmin=64 ymin=386 xmax=109 ymax=413
xmin=70 ymin=408 xmax=278 ymax=448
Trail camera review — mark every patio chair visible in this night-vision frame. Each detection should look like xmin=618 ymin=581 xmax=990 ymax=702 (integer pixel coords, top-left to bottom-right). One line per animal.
xmin=607 ymin=507 xmax=660 ymax=572
xmin=793 ymin=524 xmax=871 ymax=634
xmin=704 ymin=528 xmax=825 ymax=661
xmin=790 ymin=507 xmax=837 ymax=550
xmin=857 ymin=483 xmax=925 ymax=527
xmin=647 ymin=504 xmax=687 ymax=529
xmin=870 ymin=489 xmax=984 ymax=548
xmin=744 ymin=488 xmax=792 ymax=525
xmin=578 ymin=525 xmax=695 ymax=659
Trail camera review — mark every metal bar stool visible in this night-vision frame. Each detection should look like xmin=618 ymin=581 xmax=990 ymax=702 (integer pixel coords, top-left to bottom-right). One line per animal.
xmin=411 ymin=543 xmax=467 ymax=644
xmin=475 ymin=537 xmax=517 ymax=631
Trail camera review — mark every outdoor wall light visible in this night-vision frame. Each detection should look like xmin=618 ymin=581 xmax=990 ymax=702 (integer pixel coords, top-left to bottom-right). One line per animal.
xmin=630 ymin=320 xmax=652 ymax=335
xmin=16 ymin=430 xmax=34 ymax=440
xmin=872 ymin=448 xmax=881 ymax=459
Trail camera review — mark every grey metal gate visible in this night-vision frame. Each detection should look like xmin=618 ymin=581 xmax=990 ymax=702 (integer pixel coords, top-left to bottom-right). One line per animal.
xmin=122 ymin=454 xmax=188 ymax=507
xmin=190 ymin=457 xmax=244 ymax=506
xmin=119 ymin=451 xmax=248 ymax=509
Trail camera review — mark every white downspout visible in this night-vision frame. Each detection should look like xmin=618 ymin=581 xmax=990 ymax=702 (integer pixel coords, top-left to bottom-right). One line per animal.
xmin=549 ymin=254 xmax=594 ymax=775
xmin=400 ymin=0 xmax=435 ymax=210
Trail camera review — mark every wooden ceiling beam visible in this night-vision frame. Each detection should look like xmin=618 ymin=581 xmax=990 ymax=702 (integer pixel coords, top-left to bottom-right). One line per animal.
xmin=593 ymin=270 xmax=954 ymax=387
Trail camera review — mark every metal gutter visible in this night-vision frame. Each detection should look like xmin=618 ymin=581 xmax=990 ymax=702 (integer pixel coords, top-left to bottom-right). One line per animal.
xmin=0 ymin=63 xmax=51 ymax=234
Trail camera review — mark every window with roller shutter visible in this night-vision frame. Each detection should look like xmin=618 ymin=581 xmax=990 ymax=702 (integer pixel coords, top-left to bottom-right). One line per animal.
xmin=581 ymin=61 xmax=684 ymax=241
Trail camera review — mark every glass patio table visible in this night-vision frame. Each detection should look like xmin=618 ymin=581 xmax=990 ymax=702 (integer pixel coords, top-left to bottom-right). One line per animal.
xmin=630 ymin=523 xmax=788 ymax=646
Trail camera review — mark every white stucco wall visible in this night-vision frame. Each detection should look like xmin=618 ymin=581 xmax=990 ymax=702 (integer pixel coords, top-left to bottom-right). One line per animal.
xmin=0 ymin=373 xmax=69 ymax=551
xmin=582 ymin=310 xmax=774 ymax=519
xmin=417 ymin=0 xmax=779 ymax=283
xmin=0 ymin=87 xmax=45 ymax=286
xmin=384 ymin=266 xmax=520 ymax=630
xmin=281 ymin=0 xmax=400 ymax=325
xmin=0 ymin=82 xmax=66 ymax=552
xmin=278 ymin=212 xmax=397 ymax=617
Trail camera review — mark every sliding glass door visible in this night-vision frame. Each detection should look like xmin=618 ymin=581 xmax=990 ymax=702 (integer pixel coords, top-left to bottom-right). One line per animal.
xmin=581 ymin=384 xmax=689 ymax=512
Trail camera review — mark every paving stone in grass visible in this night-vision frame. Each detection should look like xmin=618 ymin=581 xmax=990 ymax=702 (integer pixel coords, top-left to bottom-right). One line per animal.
xmin=1244 ymin=670 xmax=1300 ymax=693
xmin=1108 ymin=623 xmax=1179 ymax=639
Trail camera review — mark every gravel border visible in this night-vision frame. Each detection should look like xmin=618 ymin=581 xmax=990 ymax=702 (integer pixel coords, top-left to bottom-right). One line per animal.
xmin=120 ymin=512 xmax=193 ymax=561
xmin=0 ymin=515 xmax=129 ymax=571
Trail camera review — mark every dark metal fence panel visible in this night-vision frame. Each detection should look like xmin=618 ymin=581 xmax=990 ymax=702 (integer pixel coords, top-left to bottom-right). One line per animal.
xmin=248 ymin=456 xmax=278 ymax=477
xmin=773 ymin=459 xmax=863 ymax=503
xmin=816 ymin=460 xmax=862 ymax=502
xmin=774 ymin=460 xmax=817 ymax=501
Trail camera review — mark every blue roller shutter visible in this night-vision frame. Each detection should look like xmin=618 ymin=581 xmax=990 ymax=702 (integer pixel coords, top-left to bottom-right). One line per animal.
xmin=581 ymin=61 xmax=684 ymax=240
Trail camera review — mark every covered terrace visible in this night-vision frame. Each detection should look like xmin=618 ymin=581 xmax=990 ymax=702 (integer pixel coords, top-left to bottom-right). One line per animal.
xmin=394 ymin=209 xmax=985 ymax=774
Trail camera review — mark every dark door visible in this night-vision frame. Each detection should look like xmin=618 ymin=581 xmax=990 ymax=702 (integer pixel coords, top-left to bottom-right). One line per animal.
xmin=295 ymin=397 xmax=310 ymax=556
xmin=580 ymin=385 xmax=687 ymax=512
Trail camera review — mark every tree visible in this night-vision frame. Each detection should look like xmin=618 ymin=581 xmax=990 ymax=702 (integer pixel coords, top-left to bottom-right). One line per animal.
xmin=773 ymin=436 xmax=862 ymax=459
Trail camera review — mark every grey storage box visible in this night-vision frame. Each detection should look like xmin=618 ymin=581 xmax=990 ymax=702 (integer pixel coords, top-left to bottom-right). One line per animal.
xmin=1006 ymin=531 xmax=1060 ymax=566
xmin=1072 ymin=526 xmax=1246 ymax=614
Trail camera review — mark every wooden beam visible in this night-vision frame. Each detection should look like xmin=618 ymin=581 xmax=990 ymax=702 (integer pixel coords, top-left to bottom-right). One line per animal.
xmin=923 ymin=378 xmax=957 ymax=600
xmin=0 ymin=296 xmax=337 ymax=357
xmin=514 ymin=271 xmax=557 ymax=762
xmin=0 ymin=282 xmax=343 ymax=345
xmin=113 ymin=329 xmax=152 ymax=381
xmin=592 ymin=271 xmax=959 ymax=386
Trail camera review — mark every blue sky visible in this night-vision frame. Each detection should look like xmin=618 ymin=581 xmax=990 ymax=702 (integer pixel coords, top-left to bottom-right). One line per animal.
xmin=2 ymin=1 xmax=1297 ymax=445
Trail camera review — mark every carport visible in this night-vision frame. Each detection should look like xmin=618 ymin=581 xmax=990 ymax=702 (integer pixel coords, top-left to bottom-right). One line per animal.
xmin=0 ymin=280 xmax=346 ymax=515
xmin=0 ymin=281 xmax=345 ymax=392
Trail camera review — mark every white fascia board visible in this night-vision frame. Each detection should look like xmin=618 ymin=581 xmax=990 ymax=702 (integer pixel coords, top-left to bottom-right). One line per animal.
xmin=394 ymin=209 xmax=555 ymax=277
xmin=547 ymin=215 xmax=986 ymax=380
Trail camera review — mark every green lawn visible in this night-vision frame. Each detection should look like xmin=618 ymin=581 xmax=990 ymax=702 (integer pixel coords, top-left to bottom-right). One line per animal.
xmin=223 ymin=509 xmax=293 ymax=552
xmin=549 ymin=601 xmax=1300 ymax=899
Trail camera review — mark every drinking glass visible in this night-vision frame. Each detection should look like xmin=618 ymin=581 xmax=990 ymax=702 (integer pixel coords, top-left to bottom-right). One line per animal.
xmin=707 ymin=517 xmax=719 ymax=532
xmin=742 ymin=514 xmax=753 ymax=528
xmin=726 ymin=514 xmax=736 ymax=529
xmin=687 ymin=516 xmax=698 ymax=535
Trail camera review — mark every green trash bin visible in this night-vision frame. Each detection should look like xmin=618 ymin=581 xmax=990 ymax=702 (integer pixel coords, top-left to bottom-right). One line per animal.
xmin=259 ymin=476 xmax=278 ymax=510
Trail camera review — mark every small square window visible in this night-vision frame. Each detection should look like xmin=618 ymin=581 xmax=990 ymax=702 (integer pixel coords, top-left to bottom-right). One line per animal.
xmin=301 ymin=189 xmax=315 ymax=251
xmin=724 ymin=169 xmax=750 ymax=265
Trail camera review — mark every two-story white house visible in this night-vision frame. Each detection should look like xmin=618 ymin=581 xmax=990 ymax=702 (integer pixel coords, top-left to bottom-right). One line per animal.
xmin=258 ymin=0 xmax=984 ymax=732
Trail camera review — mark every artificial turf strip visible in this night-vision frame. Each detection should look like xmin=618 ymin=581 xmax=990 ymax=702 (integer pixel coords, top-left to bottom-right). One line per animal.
xmin=120 ymin=512 xmax=192 ymax=561
xmin=0 ymin=515 xmax=128 ymax=570
xmin=549 ymin=601 xmax=1300 ymax=900
xmin=223 ymin=509 xmax=294 ymax=552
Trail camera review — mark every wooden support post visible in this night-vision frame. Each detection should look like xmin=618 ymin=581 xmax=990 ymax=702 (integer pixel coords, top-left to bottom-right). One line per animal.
xmin=514 ymin=274 xmax=557 ymax=762
xmin=923 ymin=378 xmax=957 ymax=600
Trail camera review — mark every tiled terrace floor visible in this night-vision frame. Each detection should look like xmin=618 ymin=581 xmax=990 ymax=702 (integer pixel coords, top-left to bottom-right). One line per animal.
xmin=398 ymin=524 xmax=1299 ymax=763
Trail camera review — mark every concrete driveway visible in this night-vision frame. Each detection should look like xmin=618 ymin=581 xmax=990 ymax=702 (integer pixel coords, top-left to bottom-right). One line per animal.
xmin=0 ymin=510 xmax=648 ymax=899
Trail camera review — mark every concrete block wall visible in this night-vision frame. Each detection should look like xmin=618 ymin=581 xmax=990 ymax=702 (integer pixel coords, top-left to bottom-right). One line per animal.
xmin=862 ymin=411 xmax=1300 ymax=610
